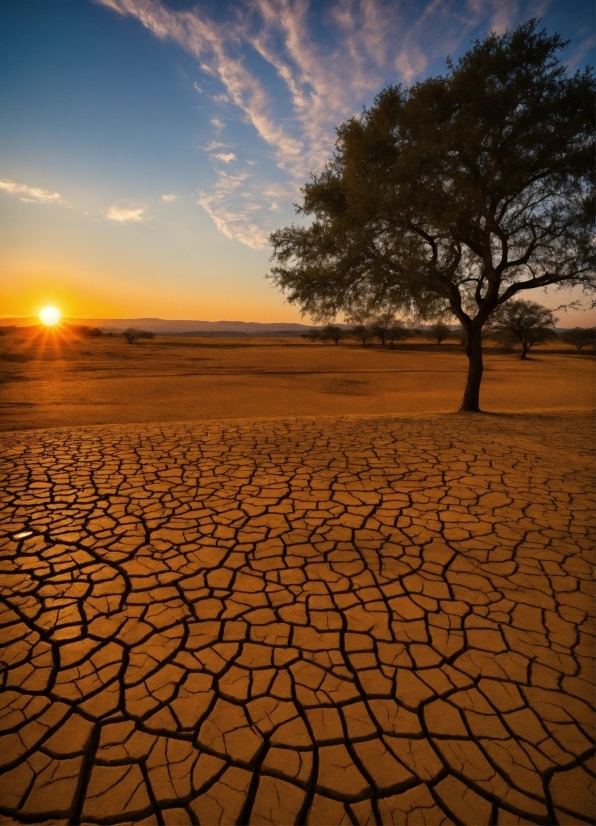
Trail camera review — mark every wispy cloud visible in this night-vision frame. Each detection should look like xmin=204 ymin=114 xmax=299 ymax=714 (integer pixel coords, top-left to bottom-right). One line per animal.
xmin=95 ymin=0 xmax=555 ymax=248
xmin=107 ymin=205 xmax=146 ymax=222
xmin=197 ymin=171 xmax=293 ymax=250
xmin=0 ymin=178 xmax=62 ymax=204
xmin=565 ymin=33 xmax=595 ymax=71
xmin=161 ymin=194 xmax=177 ymax=202
xmin=211 ymin=152 xmax=236 ymax=163
xmin=198 ymin=173 xmax=269 ymax=250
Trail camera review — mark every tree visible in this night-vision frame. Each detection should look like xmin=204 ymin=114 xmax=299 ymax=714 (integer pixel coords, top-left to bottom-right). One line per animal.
xmin=268 ymin=21 xmax=595 ymax=411
xmin=346 ymin=304 xmax=373 ymax=346
xmin=320 ymin=324 xmax=346 ymax=345
xmin=350 ymin=324 xmax=371 ymax=346
xmin=429 ymin=322 xmax=452 ymax=345
xmin=560 ymin=326 xmax=595 ymax=350
xmin=490 ymin=299 xmax=557 ymax=358
xmin=122 ymin=328 xmax=154 ymax=344
xmin=387 ymin=323 xmax=409 ymax=349
xmin=301 ymin=328 xmax=321 ymax=342
xmin=370 ymin=308 xmax=397 ymax=345
xmin=65 ymin=324 xmax=104 ymax=338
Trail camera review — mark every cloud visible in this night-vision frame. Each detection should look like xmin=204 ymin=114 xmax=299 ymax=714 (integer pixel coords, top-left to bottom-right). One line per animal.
xmin=95 ymin=0 xmax=551 ymax=248
xmin=197 ymin=171 xmax=294 ymax=250
xmin=488 ymin=0 xmax=520 ymax=34
xmin=94 ymin=0 xmax=499 ymax=183
xmin=162 ymin=194 xmax=177 ymax=201
xmin=565 ymin=34 xmax=594 ymax=71
xmin=211 ymin=152 xmax=236 ymax=163
xmin=0 ymin=178 xmax=62 ymax=204
xmin=395 ymin=45 xmax=428 ymax=84
xmin=107 ymin=205 xmax=146 ymax=222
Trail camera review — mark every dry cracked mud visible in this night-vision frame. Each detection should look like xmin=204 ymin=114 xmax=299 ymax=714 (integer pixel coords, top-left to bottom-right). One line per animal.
xmin=0 ymin=413 xmax=594 ymax=826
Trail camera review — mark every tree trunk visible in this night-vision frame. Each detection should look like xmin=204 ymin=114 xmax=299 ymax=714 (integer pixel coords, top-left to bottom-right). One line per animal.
xmin=460 ymin=325 xmax=483 ymax=412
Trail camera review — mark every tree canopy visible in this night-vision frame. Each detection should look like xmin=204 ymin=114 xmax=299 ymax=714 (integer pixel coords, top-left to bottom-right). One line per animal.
xmin=560 ymin=326 xmax=596 ymax=350
xmin=268 ymin=20 xmax=595 ymax=411
xmin=490 ymin=299 xmax=557 ymax=358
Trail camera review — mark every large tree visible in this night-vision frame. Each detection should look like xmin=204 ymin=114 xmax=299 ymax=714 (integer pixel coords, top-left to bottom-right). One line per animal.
xmin=268 ymin=21 xmax=595 ymax=411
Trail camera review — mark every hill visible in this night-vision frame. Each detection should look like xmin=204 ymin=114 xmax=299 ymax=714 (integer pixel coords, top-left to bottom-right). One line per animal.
xmin=0 ymin=317 xmax=315 ymax=335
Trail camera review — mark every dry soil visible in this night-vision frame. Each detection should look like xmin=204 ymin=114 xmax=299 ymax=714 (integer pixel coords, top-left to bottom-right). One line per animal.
xmin=0 ymin=330 xmax=594 ymax=431
xmin=0 ymin=330 xmax=593 ymax=825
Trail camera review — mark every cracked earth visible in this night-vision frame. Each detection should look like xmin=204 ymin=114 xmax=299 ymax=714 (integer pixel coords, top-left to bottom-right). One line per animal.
xmin=0 ymin=413 xmax=594 ymax=826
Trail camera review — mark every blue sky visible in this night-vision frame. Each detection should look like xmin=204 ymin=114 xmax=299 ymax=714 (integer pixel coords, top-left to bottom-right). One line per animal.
xmin=1 ymin=0 xmax=594 ymax=322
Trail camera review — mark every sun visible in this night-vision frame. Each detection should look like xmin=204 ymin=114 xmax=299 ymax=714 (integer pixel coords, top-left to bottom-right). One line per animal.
xmin=39 ymin=306 xmax=61 ymax=326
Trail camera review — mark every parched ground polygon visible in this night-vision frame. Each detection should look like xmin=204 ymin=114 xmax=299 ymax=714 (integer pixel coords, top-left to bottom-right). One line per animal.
xmin=0 ymin=413 xmax=594 ymax=825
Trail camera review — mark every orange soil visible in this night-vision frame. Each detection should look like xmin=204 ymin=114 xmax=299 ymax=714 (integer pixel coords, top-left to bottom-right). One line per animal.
xmin=0 ymin=329 xmax=593 ymax=431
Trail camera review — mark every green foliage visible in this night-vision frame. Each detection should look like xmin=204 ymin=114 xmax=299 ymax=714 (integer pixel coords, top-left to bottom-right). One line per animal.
xmin=560 ymin=326 xmax=596 ymax=350
xmin=268 ymin=20 xmax=595 ymax=409
xmin=490 ymin=299 xmax=557 ymax=357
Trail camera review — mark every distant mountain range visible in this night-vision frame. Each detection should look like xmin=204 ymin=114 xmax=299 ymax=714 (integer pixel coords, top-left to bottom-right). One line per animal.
xmin=0 ymin=317 xmax=585 ymax=335
xmin=0 ymin=317 xmax=315 ymax=335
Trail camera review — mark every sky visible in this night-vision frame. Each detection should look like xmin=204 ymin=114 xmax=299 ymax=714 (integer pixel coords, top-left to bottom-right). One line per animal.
xmin=1 ymin=0 xmax=594 ymax=324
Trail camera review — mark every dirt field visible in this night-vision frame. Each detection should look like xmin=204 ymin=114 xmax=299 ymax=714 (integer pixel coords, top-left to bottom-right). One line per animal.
xmin=0 ymin=328 xmax=594 ymax=431
xmin=0 ymin=412 xmax=594 ymax=824
xmin=0 ymin=327 xmax=593 ymax=825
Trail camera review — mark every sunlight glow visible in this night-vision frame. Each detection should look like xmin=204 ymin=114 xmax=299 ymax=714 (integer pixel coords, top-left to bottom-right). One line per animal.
xmin=39 ymin=306 xmax=61 ymax=325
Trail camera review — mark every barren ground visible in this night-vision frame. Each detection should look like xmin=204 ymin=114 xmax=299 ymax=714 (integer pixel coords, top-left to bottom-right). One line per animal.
xmin=0 ymin=332 xmax=593 ymax=431
xmin=0 ymin=332 xmax=594 ymax=825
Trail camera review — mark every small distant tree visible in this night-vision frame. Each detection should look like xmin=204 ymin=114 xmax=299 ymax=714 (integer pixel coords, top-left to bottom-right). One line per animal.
xmin=320 ymin=324 xmax=346 ymax=345
xmin=79 ymin=325 xmax=104 ymax=337
xmin=123 ymin=328 xmax=154 ymax=344
xmin=490 ymin=300 xmax=557 ymax=358
xmin=349 ymin=324 xmax=371 ymax=346
xmin=301 ymin=328 xmax=321 ymax=342
xmin=560 ymin=326 xmax=595 ymax=350
xmin=429 ymin=322 xmax=452 ymax=345
xmin=370 ymin=309 xmax=398 ymax=345
xmin=387 ymin=323 xmax=409 ymax=349
xmin=346 ymin=304 xmax=374 ymax=347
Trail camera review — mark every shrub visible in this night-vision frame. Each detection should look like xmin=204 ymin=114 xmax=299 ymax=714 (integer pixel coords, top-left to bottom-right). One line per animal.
xmin=122 ymin=328 xmax=154 ymax=344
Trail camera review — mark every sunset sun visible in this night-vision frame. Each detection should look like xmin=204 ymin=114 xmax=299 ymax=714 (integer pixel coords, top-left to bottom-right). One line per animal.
xmin=39 ymin=306 xmax=61 ymax=326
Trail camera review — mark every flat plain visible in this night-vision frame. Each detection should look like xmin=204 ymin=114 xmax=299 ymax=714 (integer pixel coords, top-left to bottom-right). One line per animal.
xmin=0 ymin=330 xmax=593 ymax=431
xmin=0 ymin=330 xmax=594 ymax=825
